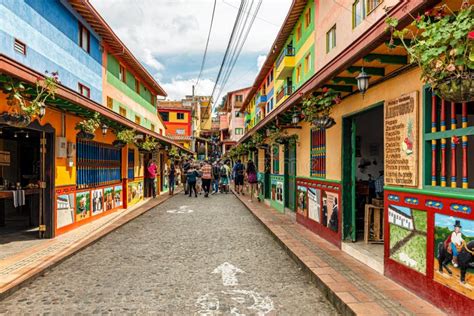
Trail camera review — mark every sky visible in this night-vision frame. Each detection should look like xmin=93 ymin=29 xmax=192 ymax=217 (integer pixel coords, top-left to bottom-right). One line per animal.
xmin=90 ymin=0 xmax=292 ymax=103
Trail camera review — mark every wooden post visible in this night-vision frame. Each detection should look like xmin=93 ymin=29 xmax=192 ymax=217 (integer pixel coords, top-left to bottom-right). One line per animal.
xmin=440 ymin=99 xmax=446 ymax=187
xmin=462 ymin=102 xmax=468 ymax=189
xmin=431 ymin=93 xmax=437 ymax=186
xmin=451 ymin=102 xmax=456 ymax=188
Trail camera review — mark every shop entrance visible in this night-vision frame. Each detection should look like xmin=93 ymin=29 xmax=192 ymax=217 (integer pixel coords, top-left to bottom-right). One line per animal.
xmin=0 ymin=122 xmax=54 ymax=240
xmin=284 ymin=141 xmax=296 ymax=211
xmin=342 ymin=103 xmax=385 ymax=273
xmin=264 ymin=146 xmax=271 ymax=199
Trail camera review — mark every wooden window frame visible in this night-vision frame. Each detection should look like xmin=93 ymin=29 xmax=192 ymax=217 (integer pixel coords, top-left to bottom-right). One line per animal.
xmin=150 ymin=123 xmax=155 ymax=132
xmin=296 ymin=64 xmax=302 ymax=83
xmin=119 ymin=106 xmax=127 ymax=117
xmin=134 ymin=115 xmax=141 ymax=125
xmin=304 ymin=7 xmax=311 ymax=28
xmin=177 ymin=112 xmax=185 ymax=120
xmin=311 ymin=128 xmax=326 ymax=178
xmin=304 ymin=53 xmax=311 ymax=74
xmin=366 ymin=0 xmax=383 ymax=16
xmin=296 ymin=23 xmax=302 ymax=42
xmin=119 ymin=64 xmax=126 ymax=83
xmin=78 ymin=83 xmax=90 ymax=98
xmin=78 ymin=22 xmax=90 ymax=53
xmin=13 ymin=38 xmax=27 ymax=55
xmin=106 ymin=96 xmax=113 ymax=109
xmin=352 ymin=0 xmax=366 ymax=29
xmin=135 ymin=80 xmax=140 ymax=94
xmin=272 ymin=145 xmax=280 ymax=174
xmin=326 ymin=25 xmax=336 ymax=53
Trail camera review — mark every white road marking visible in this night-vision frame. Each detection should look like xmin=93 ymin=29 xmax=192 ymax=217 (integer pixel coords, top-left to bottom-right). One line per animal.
xmin=167 ymin=205 xmax=194 ymax=214
xmin=212 ymin=262 xmax=245 ymax=286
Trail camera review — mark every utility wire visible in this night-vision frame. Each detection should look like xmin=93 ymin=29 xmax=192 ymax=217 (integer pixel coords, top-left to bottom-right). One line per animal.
xmin=195 ymin=0 xmax=217 ymax=89
xmin=222 ymin=0 xmax=280 ymax=27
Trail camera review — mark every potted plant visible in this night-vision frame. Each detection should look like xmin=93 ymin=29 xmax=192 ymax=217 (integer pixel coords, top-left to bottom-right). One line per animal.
xmin=0 ymin=72 xmax=59 ymax=127
xmin=75 ymin=112 xmax=101 ymax=140
xmin=301 ymin=88 xmax=340 ymax=129
xmin=386 ymin=1 xmax=473 ymax=102
xmin=137 ymin=136 xmax=158 ymax=152
xmin=113 ymin=129 xmax=136 ymax=148
xmin=168 ymin=146 xmax=179 ymax=159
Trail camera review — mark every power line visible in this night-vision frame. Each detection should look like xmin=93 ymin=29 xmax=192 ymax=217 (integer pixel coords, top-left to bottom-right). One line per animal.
xmin=222 ymin=0 xmax=279 ymax=27
xmin=195 ymin=0 xmax=217 ymax=88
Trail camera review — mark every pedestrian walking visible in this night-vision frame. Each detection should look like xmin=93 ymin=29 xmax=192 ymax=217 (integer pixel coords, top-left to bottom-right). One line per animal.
xmin=186 ymin=164 xmax=199 ymax=198
xmin=233 ymin=159 xmax=245 ymax=195
xmin=182 ymin=159 xmax=191 ymax=195
xmin=145 ymin=159 xmax=158 ymax=198
xmin=196 ymin=162 xmax=203 ymax=195
xmin=212 ymin=161 xmax=221 ymax=194
xmin=201 ymin=160 xmax=212 ymax=197
xmin=168 ymin=161 xmax=176 ymax=196
xmin=246 ymin=160 xmax=258 ymax=201
xmin=220 ymin=160 xmax=231 ymax=193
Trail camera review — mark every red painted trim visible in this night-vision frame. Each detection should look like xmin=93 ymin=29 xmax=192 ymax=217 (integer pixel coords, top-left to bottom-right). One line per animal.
xmin=384 ymin=190 xmax=474 ymax=315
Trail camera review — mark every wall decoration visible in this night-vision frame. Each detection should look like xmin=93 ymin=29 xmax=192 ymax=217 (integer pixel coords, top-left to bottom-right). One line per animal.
xmin=324 ymin=192 xmax=338 ymax=232
xmin=276 ymin=182 xmax=283 ymax=204
xmin=104 ymin=187 xmax=114 ymax=211
xmin=297 ymin=186 xmax=308 ymax=216
xmin=114 ymin=185 xmax=123 ymax=208
xmin=425 ymin=200 xmax=443 ymax=209
xmin=384 ymin=91 xmax=418 ymax=187
xmin=388 ymin=194 xmax=400 ymax=202
xmin=404 ymin=197 xmax=419 ymax=205
xmin=75 ymin=191 xmax=91 ymax=222
xmin=127 ymin=181 xmax=143 ymax=206
xmin=56 ymin=193 xmax=74 ymax=229
xmin=388 ymin=205 xmax=427 ymax=274
xmin=91 ymin=189 xmax=104 ymax=215
xmin=308 ymin=187 xmax=321 ymax=223
xmin=450 ymin=204 xmax=471 ymax=214
xmin=434 ymin=214 xmax=474 ymax=299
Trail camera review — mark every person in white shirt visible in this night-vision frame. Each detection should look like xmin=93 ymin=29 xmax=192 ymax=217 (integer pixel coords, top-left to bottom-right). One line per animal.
xmin=450 ymin=220 xmax=464 ymax=268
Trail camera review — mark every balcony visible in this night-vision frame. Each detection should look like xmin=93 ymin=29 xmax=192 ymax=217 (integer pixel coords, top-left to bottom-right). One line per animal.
xmin=256 ymin=94 xmax=267 ymax=107
xmin=275 ymin=47 xmax=295 ymax=80
xmin=276 ymin=85 xmax=294 ymax=104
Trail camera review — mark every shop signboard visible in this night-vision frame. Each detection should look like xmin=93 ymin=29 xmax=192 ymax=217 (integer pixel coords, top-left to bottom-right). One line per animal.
xmin=384 ymin=91 xmax=418 ymax=187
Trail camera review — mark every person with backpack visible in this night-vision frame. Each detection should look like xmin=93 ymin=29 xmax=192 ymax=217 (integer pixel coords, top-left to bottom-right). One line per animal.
xmin=246 ymin=160 xmax=258 ymax=201
xmin=233 ymin=159 xmax=245 ymax=195
xmin=211 ymin=161 xmax=221 ymax=195
xmin=186 ymin=164 xmax=199 ymax=198
xmin=220 ymin=161 xmax=231 ymax=193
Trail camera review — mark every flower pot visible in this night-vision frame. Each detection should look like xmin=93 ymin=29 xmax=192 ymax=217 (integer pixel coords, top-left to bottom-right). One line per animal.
xmin=312 ymin=116 xmax=336 ymax=129
xmin=112 ymin=140 xmax=126 ymax=148
xmin=77 ymin=130 xmax=95 ymax=140
xmin=0 ymin=112 xmax=31 ymax=128
xmin=436 ymin=73 xmax=474 ymax=103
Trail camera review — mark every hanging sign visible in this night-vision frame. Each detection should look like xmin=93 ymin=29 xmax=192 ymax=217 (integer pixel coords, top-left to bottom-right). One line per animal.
xmin=384 ymin=91 xmax=418 ymax=187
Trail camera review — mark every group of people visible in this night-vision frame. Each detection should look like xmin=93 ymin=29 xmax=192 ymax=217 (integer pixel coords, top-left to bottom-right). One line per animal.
xmin=145 ymin=157 xmax=259 ymax=200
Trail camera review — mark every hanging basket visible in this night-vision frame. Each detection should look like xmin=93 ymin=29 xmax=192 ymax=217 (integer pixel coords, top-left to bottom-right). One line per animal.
xmin=312 ymin=116 xmax=336 ymax=129
xmin=112 ymin=140 xmax=126 ymax=148
xmin=435 ymin=72 xmax=474 ymax=103
xmin=0 ymin=112 xmax=31 ymax=128
xmin=77 ymin=130 xmax=95 ymax=140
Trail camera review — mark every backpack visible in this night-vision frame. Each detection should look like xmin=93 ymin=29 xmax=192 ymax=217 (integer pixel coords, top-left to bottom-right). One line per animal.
xmin=213 ymin=166 xmax=220 ymax=177
xmin=220 ymin=165 xmax=228 ymax=177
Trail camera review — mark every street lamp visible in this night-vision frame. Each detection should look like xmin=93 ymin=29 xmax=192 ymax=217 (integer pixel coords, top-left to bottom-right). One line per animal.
xmin=101 ymin=123 xmax=108 ymax=136
xmin=356 ymin=68 xmax=371 ymax=96
xmin=38 ymin=102 xmax=46 ymax=119
xmin=291 ymin=112 xmax=300 ymax=125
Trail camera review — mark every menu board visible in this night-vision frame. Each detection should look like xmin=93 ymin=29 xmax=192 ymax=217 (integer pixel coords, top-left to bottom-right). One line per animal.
xmin=384 ymin=91 xmax=418 ymax=187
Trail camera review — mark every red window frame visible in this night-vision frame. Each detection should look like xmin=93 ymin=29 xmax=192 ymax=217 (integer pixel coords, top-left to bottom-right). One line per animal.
xmin=78 ymin=83 xmax=90 ymax=98
xmin=78 ymin=23 xmax=90 ymax=53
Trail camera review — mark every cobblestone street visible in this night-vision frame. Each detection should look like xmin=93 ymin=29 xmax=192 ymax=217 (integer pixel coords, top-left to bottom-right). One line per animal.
xmin=0 ymin=193 xmax=338 ymax=315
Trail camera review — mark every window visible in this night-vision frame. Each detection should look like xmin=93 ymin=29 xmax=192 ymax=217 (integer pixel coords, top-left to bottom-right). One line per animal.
xmin=326 ymin=25 xmax=336 ymax=53
xmin=353 ymin=0 xmax=365 ymax=28
xmin=235 ymin=128 xmax=243 ymax=135
xmin=135 ymin=80 xmax=140 ymax=93
xmin=119 ymin=107 xmax=126 ymax=117
xmin=106 ymin=96 xmax=113 ymax=109
xmin=128 ymin=149 xmax=135 ymax=180
xmin=272 ymin=145 xmax=280 ymax=174
xmin=160 ymin=112 xmax=169 ymax=121
xmin=305 ymin=8 xmax=311 ymax=28
xmin=235 ymin=111 xmax=241 ymax=118
xmin=150 ymin=124 xmax=155 ymax=132
xmin=176 ymin=128 xmax=185 ymax=135
xmin=177 ymin=112 xmax=185 ymax=120
xmin=78 ymin=23 xmax=90 ymax=53
xmin=296 ymin=23 xmax=302 ymax=42
xmin=159 ymin=129 xmax=163 ymax=135
xmin=78 ymin=83 xmax=90 ymax=98
xmin=311 ymin=128 xmax=326 ymax=178
xmin=366 ymin=0 xmax=383 ymax=14
xmin=119 ymin=65 xmax=126 ymax=82
xmin=151 ymin=94 xmax=155 ymax=106
xmin=135 ymin=115 xmax=141 ymax=125
xmin=235 ymin=95 xmax=243 ymax=102
xmin=424 ymin=89 xmax=474 ymax=189
xmin=296 ymin=64 xmax=302 ymax=83
xmin=304 ymin=53 xmax=311 ymax=73
xmin=14 ymin=39 xmax=26 ymax=55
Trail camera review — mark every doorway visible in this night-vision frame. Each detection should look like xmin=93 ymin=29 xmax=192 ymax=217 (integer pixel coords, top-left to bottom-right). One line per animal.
xmin=264 ymin=146 xmax=271 ymax=199
xmin=0 ymin=122 xmax=54 ymax=240
xmin=342 ymin=104 xmax=385 ymax=272
xmin=284 ymin=141 xmax=296 ymax=211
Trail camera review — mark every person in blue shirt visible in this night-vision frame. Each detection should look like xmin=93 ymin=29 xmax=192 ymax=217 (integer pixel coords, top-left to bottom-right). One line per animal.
xmin=186 ymin=164 xmax=200 ymax=198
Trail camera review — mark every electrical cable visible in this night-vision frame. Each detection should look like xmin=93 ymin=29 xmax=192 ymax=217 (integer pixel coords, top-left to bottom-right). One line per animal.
xmin=195 ymin=0 xmax=217 ymax=88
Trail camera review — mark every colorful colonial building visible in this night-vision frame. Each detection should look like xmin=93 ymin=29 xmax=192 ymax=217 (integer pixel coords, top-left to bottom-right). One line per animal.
xmin=237 ymin=0 xmax=474 ymax=313
xmin=157 ymin=100 xmax=193 ymax=149
xmin=0 ymin=0 xmax=192 ymax=239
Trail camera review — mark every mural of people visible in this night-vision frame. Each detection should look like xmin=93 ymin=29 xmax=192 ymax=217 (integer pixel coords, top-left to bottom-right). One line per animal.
xmin=92 ymin=189 xmax=103 ymax=215
xmin=297 ymin=186 xmax=307 ymax=216
xmin=75 ymin=191 xmax=90 ymax=222
xmin=104 ymin=187 xmax=114 ymax=211
xmin=114 ymin=185 xmax=123 ymax=207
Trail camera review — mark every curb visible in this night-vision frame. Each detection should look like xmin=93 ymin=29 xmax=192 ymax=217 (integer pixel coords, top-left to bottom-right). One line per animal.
xmin=232 ymin=190 xmax=355 ymax=316
xmin=0 ymin=191 xmax=179 ymax=301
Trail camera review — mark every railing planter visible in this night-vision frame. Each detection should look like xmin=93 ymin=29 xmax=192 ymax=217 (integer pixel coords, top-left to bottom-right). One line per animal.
xmin=386 ymin=1 xmax=474 ymax=102
xmin=77 ymin=130 xmax=95 ymax=140
xmin=112 ymin=140 xmax=126 ymax=148
xmin=75 ymin=112 xmax=101 ymax=141
xmin=302 ymin=88 xmax=340 ymax=129
xmin=0 ymin=112 xmax=31 ymax=128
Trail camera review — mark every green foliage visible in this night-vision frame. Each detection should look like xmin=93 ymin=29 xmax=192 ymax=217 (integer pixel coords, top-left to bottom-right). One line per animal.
xmin=391 ymin=235 xmax=427 ymax=273
xmin=251 ymin=131 xmax=265 ymax=146
xmin=115 ymin=129 xmax=136 ymax=144
xmin=75 ymin=112 xmax=101 ymax=134
xmin=168 ymin=146 xmax=179 ymax=158
xmin=386 ymin=2 xmax=474 ymax=89
xmin=412 ymin=210 xmax=427 ymax=232
xmin=138 ymin=136 xmax=158 ymax=152
xmin=301 ymin=88 xmax=340 ymax=123
xmin=390 ymin=224 xmax=412 ymax=248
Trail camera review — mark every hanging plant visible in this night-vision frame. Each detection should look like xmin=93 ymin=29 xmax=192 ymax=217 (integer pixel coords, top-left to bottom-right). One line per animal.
xmin=168 ymin=146 xmax=180 ymax=159
xmin=0 ymin=71 xmax=59 ymax=127
xmin=113 ymin=129 xmax=136 ymax=148
xmin=252 ymin=132 xmax=265 ymax=148
xmin=301 ymin=88 xmax=340 ymax=129
xmin=75 ymin=112 xmax=101 ymax=139
xmin=137 ymin=136 xmax=158 ymax=152
xmin=386 ymin=1 xmax=474 ymax=102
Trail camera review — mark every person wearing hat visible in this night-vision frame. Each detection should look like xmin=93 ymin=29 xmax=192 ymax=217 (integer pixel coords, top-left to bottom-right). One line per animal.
xmin=450 ymin=220 xmax=464 ymax=268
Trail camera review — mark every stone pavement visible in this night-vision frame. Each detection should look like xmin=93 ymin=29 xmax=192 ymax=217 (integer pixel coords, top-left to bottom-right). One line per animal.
xmin=0 ymin=192 xmax=175 ymax=301
xmin=233 ymin=192 xmax=445 ymax=315
xmin=0 ymin=192 xmax=338 ymax=315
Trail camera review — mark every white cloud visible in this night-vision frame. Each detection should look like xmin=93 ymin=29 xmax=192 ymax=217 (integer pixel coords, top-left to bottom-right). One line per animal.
xmin=160 ymin=78 xmax=217 ymax=101
xmin=140 ymin=49 xmax=165 ymax=71
xmin=257 ymin=54 xmax=267 ymax=70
